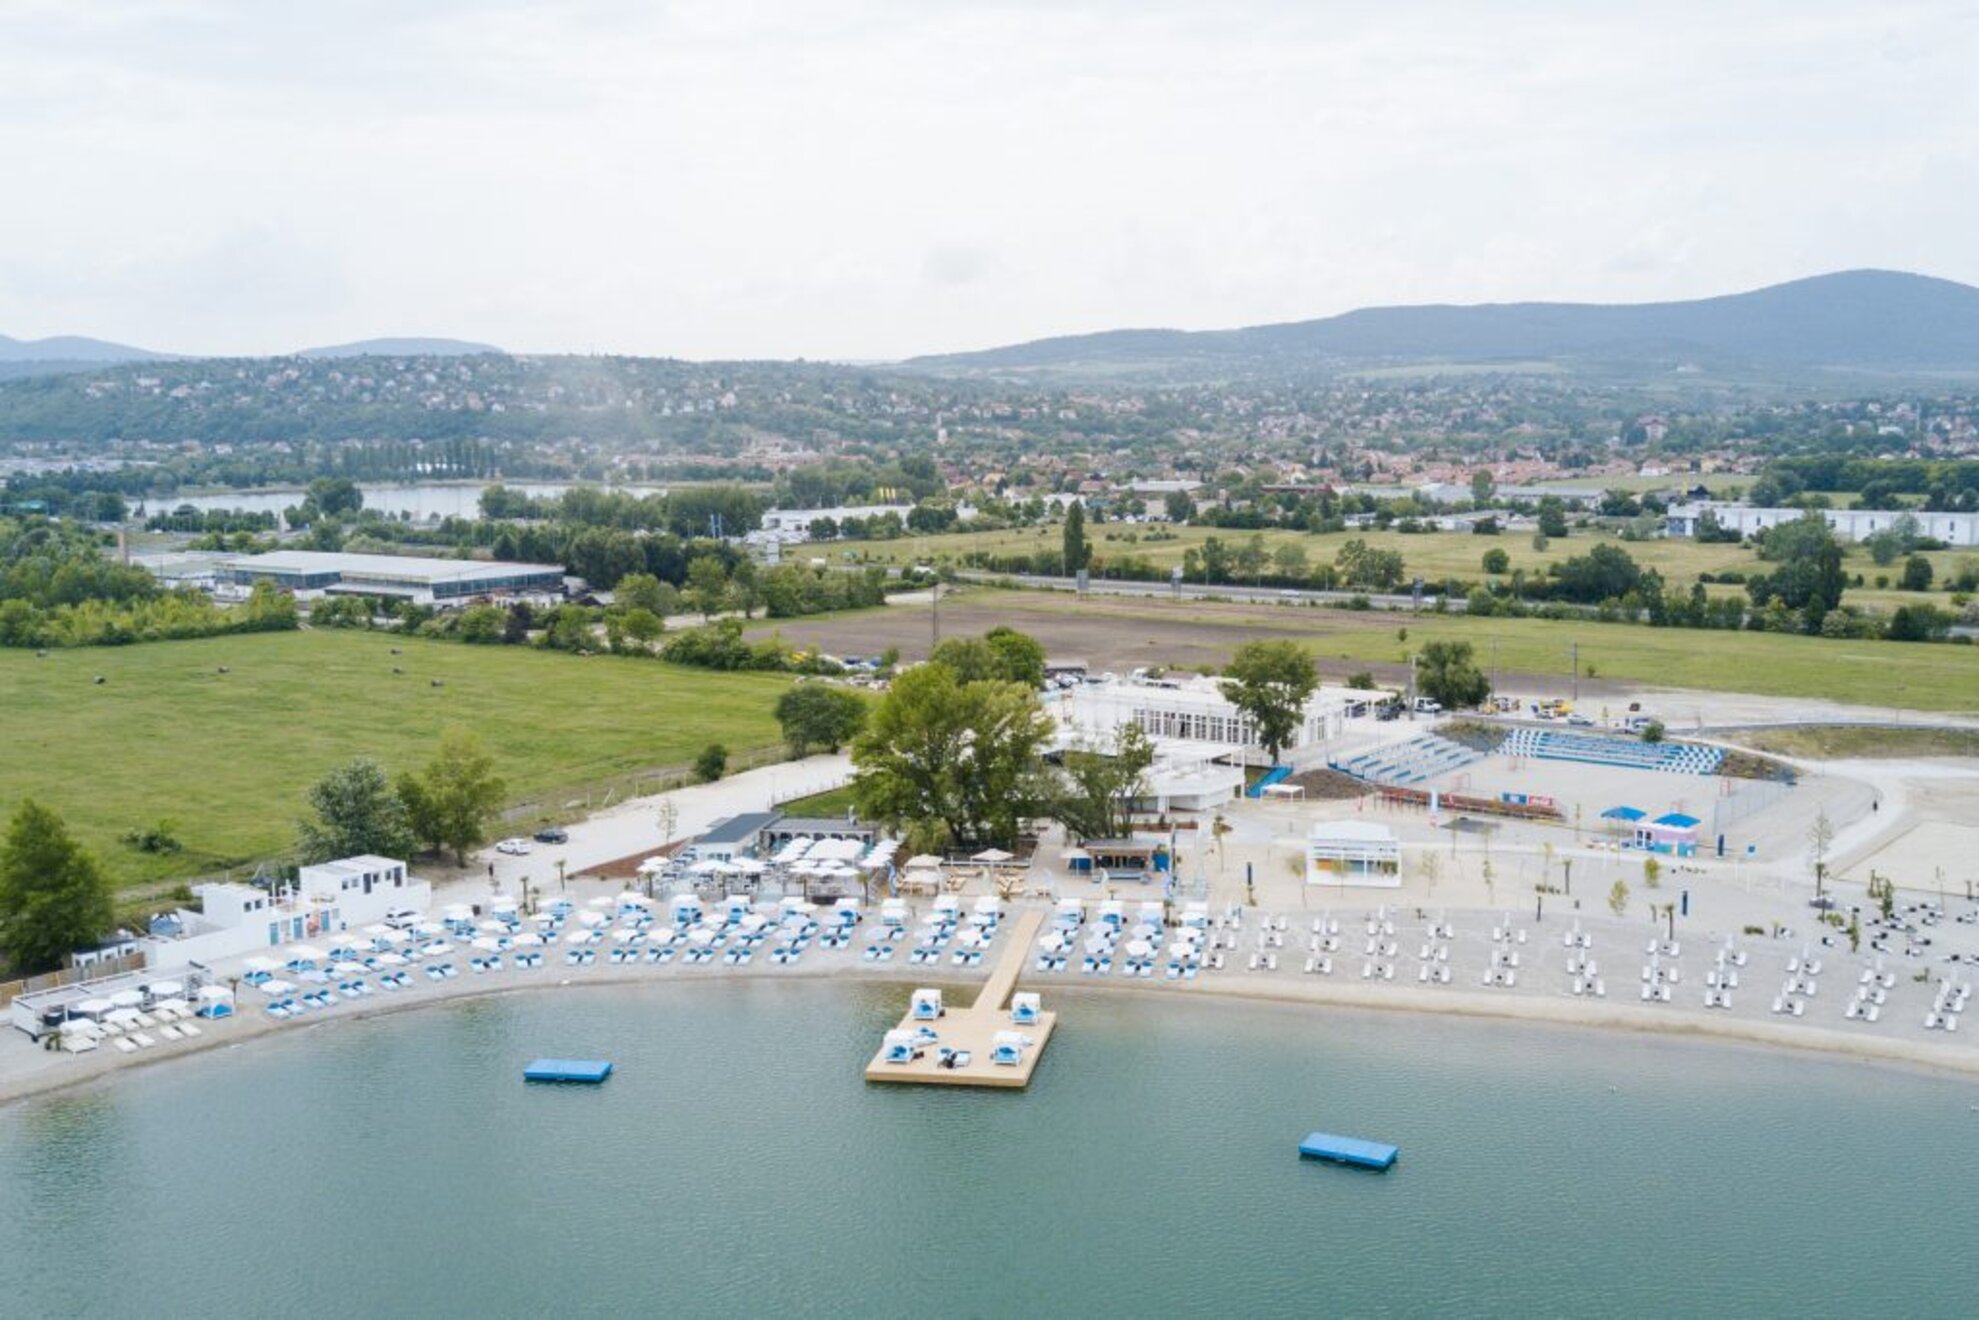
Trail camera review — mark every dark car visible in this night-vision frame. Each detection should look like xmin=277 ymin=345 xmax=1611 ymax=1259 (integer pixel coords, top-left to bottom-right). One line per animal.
xmin=534 ymin=827 xmax=569 ymax=845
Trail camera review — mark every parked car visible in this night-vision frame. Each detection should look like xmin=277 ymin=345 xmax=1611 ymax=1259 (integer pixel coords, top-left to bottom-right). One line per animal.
xmin=533 ymin=827 xmax=569 ymax=845
xmin=1412 ymin=697 xmax=1443 ymax=714
xmin=495 ymin=837 xmax=533 ymax=856
xmin=1567 ymin=713 xmax=1595 ymax=727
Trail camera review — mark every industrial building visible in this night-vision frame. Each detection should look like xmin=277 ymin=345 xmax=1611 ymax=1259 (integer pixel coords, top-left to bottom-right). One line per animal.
xmin=1665 ymin=503 xmax=1979 ymax=547
xmin=219 ymin=550 xmax=566 ymax=603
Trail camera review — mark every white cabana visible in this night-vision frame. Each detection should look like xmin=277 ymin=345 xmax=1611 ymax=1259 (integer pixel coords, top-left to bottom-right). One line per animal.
xmin=972 ymin=848 xmax=1015 ymax=864
xmin=286 ymin=944 xmax=326 ymax=963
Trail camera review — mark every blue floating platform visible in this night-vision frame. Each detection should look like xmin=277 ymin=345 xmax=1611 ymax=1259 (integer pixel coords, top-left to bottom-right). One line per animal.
xmin=1299 ymin=1130 xmax=1398 ymax=1170
xmin=524 ymin=1058 xmax=614 ymax=1084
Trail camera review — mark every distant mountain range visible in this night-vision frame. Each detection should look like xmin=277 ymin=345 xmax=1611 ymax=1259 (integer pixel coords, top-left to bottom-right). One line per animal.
xmin=906 ymin=270 xmax=1979 ymax=377
xmin=0 ymin=333 xmax=170 ymax=365
xmin=0 ymin=334 xmax=503 ymax=372
xmin=295 ymin=338 xmax=504 ymax=359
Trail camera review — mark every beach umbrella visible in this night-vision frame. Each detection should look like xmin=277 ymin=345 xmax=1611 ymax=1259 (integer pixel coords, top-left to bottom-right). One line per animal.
xmin=74 ymin=997 xmax=113 ymax=1017
xmin=1126 ymin=940 xmax=1153 ymax=959
xmin=443 ymin=904 xmax=475 ymax=921
xmin=1169 ymin=941 xmax=1197 ymax=959
xmin=197 ymin=986 xmax=234 ymax=1004
xmin=147 ymin=979 xmax=184 ymax=998
xmin=565 ymin=929 xmax=593 ymax=945
xmin=730 ymin=858 xmax=766 ymax=875
xmin=478 ymin=920 xmax=510 ymax=934
xmin=104 ymin=1007 xmax=142 ymax=1025
xmin=905 ymin=855 xmax=942 ymax=870
xmin=413 ymin=922 xmax=447 ymax=937
xmin=1083 ymin=935 xmax=1112 ymax=955
xmin=471 ymin=937 xmax=503 ymax=952
xmin=332 ymin=960 xmax=368 ymax=974
xmin=971 ymin=848 xmax=1015 ymax=864
xmin=1038 ymin=932 xmax=1067 ymax=953
xmin=650 ymin=926 xmax=678 ymax=945
xmin=108 ymin=989 xmax=144 ymax=1009
xmin=509 ymin=933 xmax=542 ymax=948
xmin=688 ymin=928 xmax=716 ymax=947
xmin=637 ymin=856 xmax=669 ymax=875
xmin=620 ymin=892 xmax=655 ymax=907
xmin=576 ymin=910 xmax=608 ymax=928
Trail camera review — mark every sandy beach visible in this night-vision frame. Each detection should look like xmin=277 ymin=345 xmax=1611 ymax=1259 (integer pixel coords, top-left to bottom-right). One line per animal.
xmin=7 ymin=889 xmax=1976 ymax=1110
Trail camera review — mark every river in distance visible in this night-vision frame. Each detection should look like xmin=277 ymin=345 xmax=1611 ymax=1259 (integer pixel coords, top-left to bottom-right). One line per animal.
xmin=148 ymin=481 xmax=663 ymax=522
xmin=0 ymin=981 xmax=1972 ymax=1319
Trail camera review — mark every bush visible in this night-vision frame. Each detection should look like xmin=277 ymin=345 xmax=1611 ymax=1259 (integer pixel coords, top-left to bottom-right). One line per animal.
xmin=1639 ymin=719 xmax=1666 ymax=744
xmin=693 ymin=743 xmax=729 ymax=783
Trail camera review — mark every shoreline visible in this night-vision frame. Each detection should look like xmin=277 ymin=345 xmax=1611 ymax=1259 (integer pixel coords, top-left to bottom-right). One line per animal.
xmin=7 ymin=954 xmax=1976 ymax=1111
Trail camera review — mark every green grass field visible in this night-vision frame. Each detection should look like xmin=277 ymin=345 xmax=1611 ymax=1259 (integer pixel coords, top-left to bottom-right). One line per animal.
xmin=935 ymin=588 xmax=1979 ymax=712
xmin=830 ymin=523 xmax=1973 ymax=617
xmin=1729 ymin=725 xmax=1979 ymax=759
xmin=0 ymin=632 xmax=789 ymax=890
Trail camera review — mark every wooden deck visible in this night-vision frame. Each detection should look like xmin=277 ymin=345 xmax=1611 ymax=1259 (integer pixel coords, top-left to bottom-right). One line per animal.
xmin=863 ymin=908 xmax=1057 ymax=1089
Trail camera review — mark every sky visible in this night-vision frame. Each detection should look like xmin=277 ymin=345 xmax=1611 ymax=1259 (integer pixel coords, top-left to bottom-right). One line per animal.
xmin=1 ymin=0 xmax=1975 ymax=360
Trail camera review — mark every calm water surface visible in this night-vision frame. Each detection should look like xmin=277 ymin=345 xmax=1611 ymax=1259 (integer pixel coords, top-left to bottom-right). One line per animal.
xmin=0 ymin=982 xmax=1972 ymax=1319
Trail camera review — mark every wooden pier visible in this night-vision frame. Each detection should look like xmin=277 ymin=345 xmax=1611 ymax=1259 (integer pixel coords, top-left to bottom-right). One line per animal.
xmin=863 ymin=908 xmax=1057 ymax=1089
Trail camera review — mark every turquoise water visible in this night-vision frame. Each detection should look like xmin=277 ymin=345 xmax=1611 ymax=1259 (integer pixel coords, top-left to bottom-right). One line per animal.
xmin=1 ymin=982 xmax=1974 ymax=1318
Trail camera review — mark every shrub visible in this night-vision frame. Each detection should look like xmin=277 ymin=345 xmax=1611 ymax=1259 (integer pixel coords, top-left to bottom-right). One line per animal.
xmin=693 ymin=743 xmax=729 ymax=783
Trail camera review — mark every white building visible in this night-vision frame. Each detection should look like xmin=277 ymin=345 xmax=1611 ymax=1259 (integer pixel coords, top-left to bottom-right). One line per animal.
xmin=141 ymin=855 xmax=430 ymax=971
xmin=1306 ymin=821 xmax=1401 ymax=888
xmin=1666 ymin=503 xmax=1979 ymax=548
xmin=1053 ymin=676 xmax=1354 ymax=764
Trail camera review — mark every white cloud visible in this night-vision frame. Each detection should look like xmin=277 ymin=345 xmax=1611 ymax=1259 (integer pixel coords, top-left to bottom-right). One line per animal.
xmin=0 ymin=0 xmax=1972 ymax=358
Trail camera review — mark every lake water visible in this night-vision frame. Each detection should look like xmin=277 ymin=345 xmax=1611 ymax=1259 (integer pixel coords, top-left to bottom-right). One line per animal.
xmin=145 ymin=481 xmax=666 ymax=522
xmin=0 ymin=982 xmax=1972 ymax=1318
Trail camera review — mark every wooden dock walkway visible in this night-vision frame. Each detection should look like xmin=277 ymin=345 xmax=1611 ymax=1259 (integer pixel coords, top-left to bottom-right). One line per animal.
xmin=863 ymin=908 xmax=1057 ymax=1089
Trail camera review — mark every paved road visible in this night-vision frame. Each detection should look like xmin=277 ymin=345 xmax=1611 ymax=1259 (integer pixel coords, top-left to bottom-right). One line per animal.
xmin=476 ymin=753 xmax=853 ymax=900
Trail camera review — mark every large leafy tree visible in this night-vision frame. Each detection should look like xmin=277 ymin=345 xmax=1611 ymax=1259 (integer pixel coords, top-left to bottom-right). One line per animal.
xmin=775 ymin=683 xmax=869 ymax=757
xmin=1748 ymin=513 xmax=1845 ymax=630
xmin=1415 ymin=640 xmax=1491 ymax=710
xmin=0 ymin=800 xmax=114 ymax=975
xmin=852 ymin=662 xmax=1053 ymax=849
xmin=1219 ymin=640 xmax=1317 ymax=765
xmin=1062 ymin=500 xmax=1091 ymax=575
xmin=397 ymin=732 xmax=507 ymax=865
xmin=1053 ymin=723 xmax=1156 ymax=842
xmin=928 ymin=626 xmax=1046 ymax=688
xmin=298 ymin=757 xmax=417 ymax=864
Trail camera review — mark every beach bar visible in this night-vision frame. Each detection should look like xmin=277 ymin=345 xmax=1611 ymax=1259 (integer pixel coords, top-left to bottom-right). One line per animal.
xmin=1298 ymin=1131 xmax=1400 ymax=1171
xmin=524 ymin=1058 xmax=614 ymax=1084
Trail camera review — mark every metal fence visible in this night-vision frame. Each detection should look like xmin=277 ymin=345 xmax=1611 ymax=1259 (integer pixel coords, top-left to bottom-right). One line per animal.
xmin=0 ymin=953 xmax=146 ymax=1008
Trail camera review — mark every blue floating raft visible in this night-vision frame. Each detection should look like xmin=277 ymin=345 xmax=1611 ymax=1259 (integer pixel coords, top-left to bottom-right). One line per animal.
xmin=1299 ymin=1130 xmax=1398 ymax=1171
xmin=524 ymin=1058 xmax=613 ymax=1084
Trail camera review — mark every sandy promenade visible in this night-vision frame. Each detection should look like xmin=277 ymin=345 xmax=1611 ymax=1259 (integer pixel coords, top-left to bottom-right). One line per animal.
xmin=6 ymin=892 xmax=1977 ymax=1110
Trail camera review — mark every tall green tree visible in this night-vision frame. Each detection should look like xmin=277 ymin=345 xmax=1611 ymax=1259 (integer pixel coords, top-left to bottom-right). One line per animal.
xmin=1415 ymin=640 xmax=1490 ymax=709
xmin=397 ymin=732 xmax=507 ymax=865
xmin=1062 ymin=500 xmax=1091 ymax=575
xmin=775 ymin=683 xmax=869 ymax=756
xmin=1219 ymin=640 xmax=1317 ymax=765
xmin=852 ymin=662 xmax=1053 ymax=848
xmin=0 ymin=800 xmax=113 ymax=975
xmin=1053 ymin=723 xmax=1155 ymax=842
xmin=298 ymin=757 xmax=417 ymax=864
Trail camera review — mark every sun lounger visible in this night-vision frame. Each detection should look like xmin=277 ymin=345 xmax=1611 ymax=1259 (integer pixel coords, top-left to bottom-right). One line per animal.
xmin=114 ymin=1037 xmax=138 ymax=1054
xmin=131 ymin=1032 xmax=156 ymax=1048
xmin=180 ymin=1022 xmax=203 ymax=1038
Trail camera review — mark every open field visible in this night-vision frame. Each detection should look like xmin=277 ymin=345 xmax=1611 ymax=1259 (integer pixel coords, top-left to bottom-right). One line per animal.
xmin=1728 ymin=725 xmax=1979 ymax=760
xmin=0 ymin=632 xmax=789 ymax=890
xmin=755 ymin=588 xmax=1979 ymax=712
xmin=828 ymin=524 xmax=1971 ymax=614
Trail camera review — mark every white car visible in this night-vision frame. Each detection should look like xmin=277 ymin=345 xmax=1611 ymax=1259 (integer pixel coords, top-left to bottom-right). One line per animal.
xmin=495 ymin=837 xmax=533 ymax=856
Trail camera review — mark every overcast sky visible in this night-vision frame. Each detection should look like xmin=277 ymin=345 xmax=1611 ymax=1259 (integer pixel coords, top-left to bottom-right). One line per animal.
xmin=1 ymin=0 xmax=1974 ymax=360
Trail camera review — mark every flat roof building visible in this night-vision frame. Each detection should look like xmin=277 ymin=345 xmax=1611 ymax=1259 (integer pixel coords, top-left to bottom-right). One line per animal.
xmin=1666 ymin=503 xmax=1979 ymax=548
xmin=221 ymin=550 xmax=565 ymax=604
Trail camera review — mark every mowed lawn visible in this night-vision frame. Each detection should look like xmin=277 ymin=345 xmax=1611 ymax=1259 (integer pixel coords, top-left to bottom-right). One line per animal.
xmin=949 ymin=590 xmax=1979 ymax=712
xmin=0 ymin=631 xmax=789 ymax=889
xmin=832 ymin=524 xmax=1972 ymax=616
